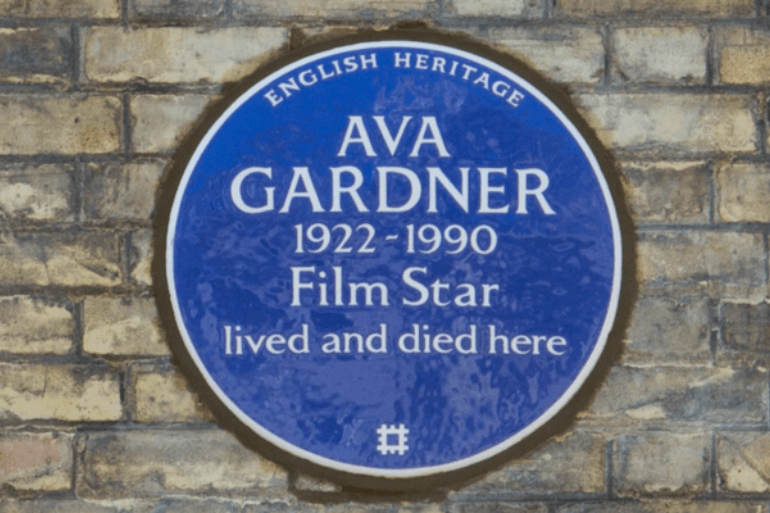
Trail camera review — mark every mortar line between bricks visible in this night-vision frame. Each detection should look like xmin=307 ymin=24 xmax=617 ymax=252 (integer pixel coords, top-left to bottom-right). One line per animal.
xmin=70 ymin=433 xmax=82 ymax=499
xmin=766 ymin=353 xmax=770 ymax=430
xmin=759 ymin=92 xmax=768 ymax=156
xmin=543 ymin=0 xmax=552 ymax=19
xmin=70 ymin=22 xmax=80 ymax=90
xmin=73 ymin=159 xmax=84 ymax=225
xmin=122 ymin=92 xmax=131 ymax=161
xmin=435 ymin=0 xmax=445 ymax=22
xmin=73 ymin=298 xmax=84 ymax=358
xmin=124 ymin=231 xmax=134 ymax=287
xmin=122 ymin=231 xmax=132 ymax=288
xmin=710 ymin=431 xmax=718 ymax=497
xmin=122 ymin=362 xmax=133 ymax=422
xmin=602 ymin=24 xmax=612 ymax=88
xmin=0 ymin=15 xmax=755 ymax=30
xmin=605 ymin=438 xmax=614 ymax=498
xmin=709 ymin=299 xmax=719 ymax=366
xmin=706 ymin=24 xmax=716 ymax=86
xmin=707 ymin=160 xmax=716 ymax=224
xmin=765 ymin=233 xmax=770 ymax=295
xmin=120 ymin=0 xmax=128 ymax=27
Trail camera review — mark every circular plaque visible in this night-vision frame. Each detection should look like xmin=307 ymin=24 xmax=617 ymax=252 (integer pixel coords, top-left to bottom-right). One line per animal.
xmin=158 ymin=33 xmax=621 ymax=484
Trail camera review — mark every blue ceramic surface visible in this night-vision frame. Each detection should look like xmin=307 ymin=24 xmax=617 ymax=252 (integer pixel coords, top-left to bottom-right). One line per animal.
xmin=166 ymin=41 xmax=621 ymax=477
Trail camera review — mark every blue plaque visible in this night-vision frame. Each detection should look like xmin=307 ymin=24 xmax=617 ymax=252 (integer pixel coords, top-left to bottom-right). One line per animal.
xmin=159 ymin=34 xmax=622 ymax=484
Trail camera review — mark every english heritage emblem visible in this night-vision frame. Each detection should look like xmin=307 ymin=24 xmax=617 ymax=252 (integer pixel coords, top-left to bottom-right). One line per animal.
xmin=156 ymin=33 xmax=622 ymax=485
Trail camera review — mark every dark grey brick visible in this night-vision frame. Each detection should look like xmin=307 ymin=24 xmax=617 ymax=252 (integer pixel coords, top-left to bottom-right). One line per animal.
xmin=722 ymin=302 xmax=770 ymax=353
xmin=0 ymin=26 xmax=72 ymax=84
xmin=129 ymin=0 xmax=225 ymax=18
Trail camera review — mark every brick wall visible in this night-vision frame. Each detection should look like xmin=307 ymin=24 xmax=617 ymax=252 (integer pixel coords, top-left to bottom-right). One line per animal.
xmin=0 ymin=0 xmax=769 ymax=511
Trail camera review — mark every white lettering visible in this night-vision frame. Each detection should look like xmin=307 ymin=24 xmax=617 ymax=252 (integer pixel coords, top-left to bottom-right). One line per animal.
xmin=516 ymin=168 xmax=555 ymax=214
xmin=231 ymin=167 xmax=274 ymax=213
xmin=337 ymin=116 xmax=377 ymax=156
xmin=409 ymin=117 xmax=450 ymax=157
xmin=377 ymin=166 xmax=422 ymax=213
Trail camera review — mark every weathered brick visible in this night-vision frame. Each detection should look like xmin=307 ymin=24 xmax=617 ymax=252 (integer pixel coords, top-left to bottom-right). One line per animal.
xmin=0 ymin=232 xmax=122 ymax=288
xmin=84 ymin=27 xmax=288 ymax=84
xmin=83 ymin=161 xmax=164 ymax=222
xmin=472 ymin=26 xmax=604 ymax=84
xmin=134 ymin=367 xmax=213 ymax=423
xmin=450 ymin=432 xmax=606 ymax=498
xmin=0 ymin=0 xmax=119 ymax=18
xmin=448 ymin=504 xmax=547 ymax=513
xmin=130 ymin=95 xmax=213 ymax=154
xmin=129 ymin=0 xmax=225 ymax=18
xmin=613 ymin=432 xmax=710 ymax=497
xmin=293 ymin=473 xmax=342 ymax=493
xmin=0 ymin=27 xmax=72 ymax=85
xmin=0 ymin=296 xmax=74 ymax=355
xmin=0 ymin=431 xmax=73 ymax=491
xmin=0 ymin=164 xmax=75 ymax=222
xmin=577 ymin=94 xmax=757 ymax=155
xmin=620 ymin=161 xmax=709 ymax=224
xmin=624 ymin=296 xmax=710 ymax=365
xmin=553 ymin=0 xmax=754 ymax=18
xmin=83 ymin=296 xmax=168 ymax=356
xmin=445 ymin=0 xmax=540 ymax=17
xmin=721 ymin=301 xmax=770 ymax=353
xmin=0 ymin=95 xmax=121 ymax=155
xmin=243 ymin=504 xmax=442 ymax=513
xmin=718 ymin=432 xmax=770 ymax=493
xmin=637 ymin=231 xmax=765 ymax=297
xmin=0 ymin=500 xmax=123 ymax=513
xmin=716 ymin=162 xmax=770 ymax=223
xmin=136 ymin=499 xmax=241 ymax=513
xmin=81 ymin=429 xmax=288 ymax=498
xmin=235 ymin=0 xmax=435 ymax=18
xmin=0 ymin=498 xmax=244 ymax=513
xmin=584 ymin=366 xmax=767 ymax=426
xmin=612 ymin=27 xmax=707 ymax=85
xmin=557 ymin=502 xmax=766 ymax=513
xmin=717 ymin=27 xmax=770 ymax=85
xmin=0 ymin=364 xmax=121 ymax=422
xmin=128 ymin=230 xmax=152 ymax=287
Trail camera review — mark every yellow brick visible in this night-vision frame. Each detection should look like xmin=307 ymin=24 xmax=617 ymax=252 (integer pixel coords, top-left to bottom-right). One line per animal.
xmin=83 ymin=296 xmax=169 ymax=356
xmin=0 ymin=0 xmax=119 ymax=17
xmin=0 ymin=364 xmax=121 ymax=422
xmin=235 ymin=0 xmax=435 ymax=18
xmin=638 ymin=231 xmax=765 ymax=297
xmin=445 ymin=0 xmax=540 ymax=17
xmin=717 ymin=26 xmax=770 ymax=85
xmin=130 ymin=95 xmax=213 ymax=153
xmin=717 ymin=162 xmax=770 ymax=222
xmin=0 ymin=233 xmax=122 ymax=288
xmin=554 ymin=0 xmax=753 ymax=17
xmin=0 ymin=296 xmax=74 ymax=355
xmin=0 ymin=163 xmax=75 ymax=222
xmin=84 ymin=27 xmax=287 ymax=84
xmin=81 ymin=430 xmax=288 ymax=498
xmin=612 ymin=27 xmax=707 ymax=84
xmin=480 ymin=26 xmax=605 ymax=84
xmin=577 ymin=93 xmax=757 ymax=154
xmin=134 ymin=368 xmax=213 ymax=423
xmin=0 ymin=95 xmax=121 ymax=155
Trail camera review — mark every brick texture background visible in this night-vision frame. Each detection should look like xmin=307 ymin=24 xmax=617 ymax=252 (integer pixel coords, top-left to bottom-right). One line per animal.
xmin=0 ymin=0 xmax=769 ymax=511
